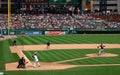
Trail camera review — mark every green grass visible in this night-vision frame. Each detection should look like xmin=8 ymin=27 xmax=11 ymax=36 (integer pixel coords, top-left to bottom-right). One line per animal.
xmin=0 ymin=34 xmax=120 ymax=75
xmin=15 ymin=34 xmax=120 ymax=45
xmin=23 ymin=49 xmax=120 ymax=64
xmin=62 ymin=49 xmax=120 ymax=65
xmin=0 ymin=40 xmax=19 ymax=71
xmin=64 ymin=57 xmax=120 ymax=64
xmin=4 ymin=66 xmax=120 ymax=75
xmin=23 ymin=49 xmax=97 ymax=62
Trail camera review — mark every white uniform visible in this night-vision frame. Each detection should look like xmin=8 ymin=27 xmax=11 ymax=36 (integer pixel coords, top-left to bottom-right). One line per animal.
xmin=33 ymin=54 xmax=40 ymax=67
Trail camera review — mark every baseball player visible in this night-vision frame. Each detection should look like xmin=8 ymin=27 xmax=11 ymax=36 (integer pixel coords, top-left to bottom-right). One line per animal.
xmin=13 ymin=40 xmax=17 ymax=46
xmin=32 ymin=53 xmax=40 ymax=68
xmin=47 ymin=42 xmax=50 ymax=49
xmin=17 ymin=57 xmax=26 ymax=68
xmin=98 ymin=44 xmax=105 ymax=55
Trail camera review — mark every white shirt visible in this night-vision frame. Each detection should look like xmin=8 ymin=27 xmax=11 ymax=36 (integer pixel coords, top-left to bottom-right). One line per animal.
xmin=33 ymin=55 xmax=39 ymax=62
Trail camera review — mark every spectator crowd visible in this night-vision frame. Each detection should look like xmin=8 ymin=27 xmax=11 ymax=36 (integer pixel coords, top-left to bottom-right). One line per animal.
xmin=0 ymin=13 xmax=120 ymax=30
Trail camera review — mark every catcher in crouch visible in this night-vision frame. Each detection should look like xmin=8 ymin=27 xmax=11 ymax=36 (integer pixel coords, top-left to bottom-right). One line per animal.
xmin=17 ymin=57 xmax=26 ymax=68
xmin=97 ymin=44 xmax=105 ymax=55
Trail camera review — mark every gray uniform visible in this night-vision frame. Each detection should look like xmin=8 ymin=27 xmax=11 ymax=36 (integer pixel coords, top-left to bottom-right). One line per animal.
xmin=98 ymin=44 xmax=105 ymax=55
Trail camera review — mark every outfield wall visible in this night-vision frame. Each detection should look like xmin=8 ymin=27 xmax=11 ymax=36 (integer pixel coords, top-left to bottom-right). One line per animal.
xmin=1 ymin=28 xmax=120 ymax=35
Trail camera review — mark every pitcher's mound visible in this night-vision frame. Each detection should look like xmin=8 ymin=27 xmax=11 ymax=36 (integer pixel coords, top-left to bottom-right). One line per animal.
xmin=86 ymin=53 xmax=118 ymax=57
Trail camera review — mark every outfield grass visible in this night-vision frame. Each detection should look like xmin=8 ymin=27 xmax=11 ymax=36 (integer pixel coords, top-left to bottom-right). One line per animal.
xmin=0 ymin=34 xmax=120 ymax=75
xmin=15 ymin=34 xmax=120 ymax=45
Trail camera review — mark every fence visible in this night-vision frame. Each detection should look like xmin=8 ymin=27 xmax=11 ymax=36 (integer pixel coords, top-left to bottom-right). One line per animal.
xmin=1 ymin=28 xmax=120 ymax=35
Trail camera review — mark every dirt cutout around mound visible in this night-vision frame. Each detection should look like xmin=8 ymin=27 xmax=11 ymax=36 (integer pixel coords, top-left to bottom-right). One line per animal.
xmin=86 ymin=53 xmax=118 ymax=57
xmin=6 ymin=44 xmax=120 ymax=71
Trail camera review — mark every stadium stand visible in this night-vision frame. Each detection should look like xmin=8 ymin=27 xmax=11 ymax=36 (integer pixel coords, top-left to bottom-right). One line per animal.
xmin=0 ymin=13 xmax=120 ymax=30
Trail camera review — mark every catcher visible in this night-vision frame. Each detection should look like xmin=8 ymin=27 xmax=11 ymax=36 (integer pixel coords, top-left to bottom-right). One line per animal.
xmin=17 ymin=57 xmax=28 ymax=68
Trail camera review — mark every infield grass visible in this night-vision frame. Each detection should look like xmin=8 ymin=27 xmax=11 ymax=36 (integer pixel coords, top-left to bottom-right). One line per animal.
xmin=23 ymin=48 xmax=120 ymax=64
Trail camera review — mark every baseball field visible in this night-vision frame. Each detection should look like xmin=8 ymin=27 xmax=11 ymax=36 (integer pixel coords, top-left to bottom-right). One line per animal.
xmin=0 ymin=34 xmax=120 ymax=75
